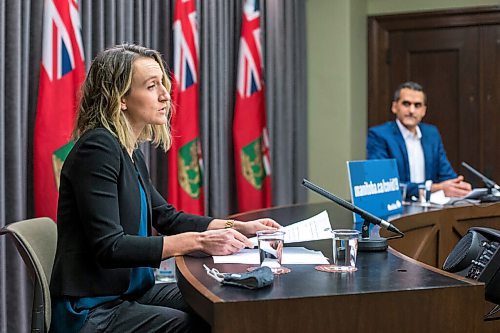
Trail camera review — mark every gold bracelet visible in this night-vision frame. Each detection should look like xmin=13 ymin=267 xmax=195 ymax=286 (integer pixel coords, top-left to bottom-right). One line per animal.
xmin=224 ymin=220 xmax=235 ymax=229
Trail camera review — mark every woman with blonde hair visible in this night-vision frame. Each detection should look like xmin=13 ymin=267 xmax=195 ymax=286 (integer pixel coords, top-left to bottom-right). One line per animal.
xmin=50 ymin=44 xmax=279 ymax=333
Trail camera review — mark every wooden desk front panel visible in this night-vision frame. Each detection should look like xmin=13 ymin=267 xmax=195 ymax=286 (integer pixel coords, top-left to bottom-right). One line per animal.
xmin=382 ymin=203 xmax=500 ymax=268
xmin=209 ymin=286 xmax=482 ymax=333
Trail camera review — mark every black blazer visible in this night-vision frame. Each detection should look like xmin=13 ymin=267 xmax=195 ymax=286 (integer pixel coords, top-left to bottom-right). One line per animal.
xmin=50 ymin=128 xmax=212 ymax=297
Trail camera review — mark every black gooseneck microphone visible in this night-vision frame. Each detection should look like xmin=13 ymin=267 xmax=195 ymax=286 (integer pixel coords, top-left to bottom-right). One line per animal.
xmin=461 ymin=162 xmax=500 ymax=203
xmin=462 ymin=162 xmax=500 ymax=190
xmin=302 ymin=179 xmax=404 ymax=252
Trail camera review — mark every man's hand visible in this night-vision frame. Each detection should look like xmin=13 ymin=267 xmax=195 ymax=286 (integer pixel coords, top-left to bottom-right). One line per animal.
xmin=434 ymin=175 xmax=472 ymax=198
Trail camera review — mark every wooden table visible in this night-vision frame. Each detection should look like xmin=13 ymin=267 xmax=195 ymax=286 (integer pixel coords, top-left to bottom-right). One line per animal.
xmin=176 ymin=202 xmax=493 ymax=333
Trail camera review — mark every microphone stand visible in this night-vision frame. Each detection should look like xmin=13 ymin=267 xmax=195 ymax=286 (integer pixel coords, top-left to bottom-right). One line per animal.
xmin=359 ymin=220 xmax=388 ymax=252
xmin=462 ymin=162 xmax=500 ymax=203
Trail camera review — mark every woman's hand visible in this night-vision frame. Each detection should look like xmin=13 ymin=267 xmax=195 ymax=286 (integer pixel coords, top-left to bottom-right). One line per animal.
xmin=234 ymin=218 xmax=281 ymax=237
xmin=162 ymin=219 xmax=281 ymax=258
xmin=198 ymin=229 xmax=253 ymax=255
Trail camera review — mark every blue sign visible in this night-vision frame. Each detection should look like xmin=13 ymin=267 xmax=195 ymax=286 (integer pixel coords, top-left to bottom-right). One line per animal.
xmin=347 ymin=159 xmax=403 ymax=224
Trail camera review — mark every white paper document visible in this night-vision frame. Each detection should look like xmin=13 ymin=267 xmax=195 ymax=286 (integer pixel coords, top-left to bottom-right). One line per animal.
xmin=430 ymin=188 xmax=500 ymax=205
xmin=212 ymin=247 xmax=329 ymax=265
xmin=430 ymin=190 xmax=450 ymax=205
xmin=249 ymin=210 xmax=333 ymax=247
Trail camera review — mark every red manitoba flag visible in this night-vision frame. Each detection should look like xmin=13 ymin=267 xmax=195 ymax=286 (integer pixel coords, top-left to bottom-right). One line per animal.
xmin=167 ymin=0 xmax=204 ymax=215
xmin=233 ymin=0 xmax=271 ymax=212
xmin=34 ymin=0 xmax=85 ymax=221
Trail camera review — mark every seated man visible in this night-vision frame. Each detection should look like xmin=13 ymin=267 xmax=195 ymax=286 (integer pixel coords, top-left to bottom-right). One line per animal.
xmin=367 ymin=81 xmax=471 ymax=200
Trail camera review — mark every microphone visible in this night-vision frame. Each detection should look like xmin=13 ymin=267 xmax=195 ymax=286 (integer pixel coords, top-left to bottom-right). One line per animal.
xmin=461 ymin=162 xmax=500 ymax=203
xmin=302 ymin=179 xmax=404 ymax=252
xmin=462 ymin=162 xmax=500 ymax=191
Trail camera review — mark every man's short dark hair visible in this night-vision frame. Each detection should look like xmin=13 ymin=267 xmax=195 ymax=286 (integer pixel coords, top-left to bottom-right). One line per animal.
xmin=393 ymin=81 xmax=426 ymax=103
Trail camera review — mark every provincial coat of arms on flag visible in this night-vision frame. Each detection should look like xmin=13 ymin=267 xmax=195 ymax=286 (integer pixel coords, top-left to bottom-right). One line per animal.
xmin=240 ymin=130 xmax=270 ymax=190
xmin=178 ymin=138 xmax=202 ymax=199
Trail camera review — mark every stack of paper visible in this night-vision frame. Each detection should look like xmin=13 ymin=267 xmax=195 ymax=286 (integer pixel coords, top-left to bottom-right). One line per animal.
xmin=212 ymin=247 xmax=329 ymax=265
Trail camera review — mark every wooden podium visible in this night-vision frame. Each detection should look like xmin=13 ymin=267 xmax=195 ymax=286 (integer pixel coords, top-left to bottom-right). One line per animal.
xmin=176 ymin=202 xmax=500 ymax=333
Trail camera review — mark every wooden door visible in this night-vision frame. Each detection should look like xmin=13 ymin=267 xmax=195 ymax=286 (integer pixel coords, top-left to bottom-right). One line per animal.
xmin=369 ymin=7 xmax=500 ymax=187
xmin=481 ymin=25 xmax=500 ymax=187
xmin=389 ymin=27 xmax=479 ymax=174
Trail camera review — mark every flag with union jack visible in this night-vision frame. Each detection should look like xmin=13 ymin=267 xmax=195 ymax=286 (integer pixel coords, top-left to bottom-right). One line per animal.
xmin=34 ymin=0 xmax=85 ymax=221
xmin=167 ymin=0 xmax=204 ymax=215
xmin=233 ymin=0 xmax=271 ymax=212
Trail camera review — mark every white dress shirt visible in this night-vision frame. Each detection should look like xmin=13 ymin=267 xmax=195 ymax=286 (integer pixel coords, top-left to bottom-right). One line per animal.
xmin=396 ymin=119 xmax=425 ymax=183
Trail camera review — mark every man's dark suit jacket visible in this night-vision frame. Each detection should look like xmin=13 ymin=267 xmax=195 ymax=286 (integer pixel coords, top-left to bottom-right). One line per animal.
xmin=367 ymin=121 xmax=457 ymax=198
xmin=50 ymin=128 xmax=212 ymax=298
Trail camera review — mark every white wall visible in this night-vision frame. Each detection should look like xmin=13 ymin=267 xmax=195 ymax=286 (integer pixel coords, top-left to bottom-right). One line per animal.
xmin=306 ymin=0 xmax=367 ymax=201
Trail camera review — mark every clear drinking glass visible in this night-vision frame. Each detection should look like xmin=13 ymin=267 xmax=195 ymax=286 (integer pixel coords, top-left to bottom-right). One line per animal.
xmin=256 ymin=230 xmax=290 ymax=274
xmin=418 ymin=180 xmax=432 ymax=207
xmin=316 ymin=229 xmax=360 ymax=273
xmin=399 ymin=182 xmax=408 ymax=205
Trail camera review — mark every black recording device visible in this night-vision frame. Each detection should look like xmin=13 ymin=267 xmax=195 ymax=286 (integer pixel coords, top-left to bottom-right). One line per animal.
xmin=301 ymin=179 xmax=404 ymax=252
xmin=461 ymin=162 xmax=500 ymax=203
xmin=443 ymin=227 xmax=500 ymax=305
